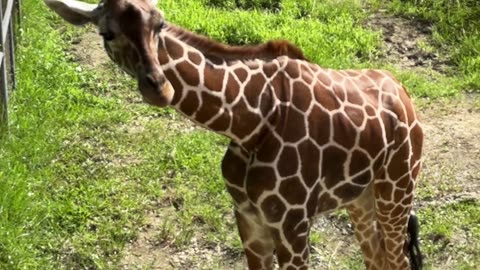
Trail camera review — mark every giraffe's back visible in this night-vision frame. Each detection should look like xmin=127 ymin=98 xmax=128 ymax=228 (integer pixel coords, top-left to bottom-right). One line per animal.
xmin=266 ymin=60 xmax=423 ymax=216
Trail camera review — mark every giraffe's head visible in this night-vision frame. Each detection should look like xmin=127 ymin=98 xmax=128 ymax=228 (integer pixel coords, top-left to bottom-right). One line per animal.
xmin=44 ymin=0 xmax=174 ymax=107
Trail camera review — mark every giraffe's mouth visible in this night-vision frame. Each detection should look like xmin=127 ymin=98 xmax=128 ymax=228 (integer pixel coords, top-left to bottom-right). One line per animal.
xmin=138 ymin=74 xmax=174 ymax=107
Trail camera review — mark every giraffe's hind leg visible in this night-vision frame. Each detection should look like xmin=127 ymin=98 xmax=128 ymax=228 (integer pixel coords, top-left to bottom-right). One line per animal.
xmin=347 ymin=185 xmax=386 ymax=270
xmin=374 ymin=152 xmax=422 ymax=269
xmin=374 ymin=177 xmax=413 ymax=270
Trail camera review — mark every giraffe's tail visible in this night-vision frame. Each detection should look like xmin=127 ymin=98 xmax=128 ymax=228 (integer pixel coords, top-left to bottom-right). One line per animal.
xmin=407 ymin=212 xmax=423 ymax=270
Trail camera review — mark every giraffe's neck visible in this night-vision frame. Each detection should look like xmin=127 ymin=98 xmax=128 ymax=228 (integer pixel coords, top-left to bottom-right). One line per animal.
xmin=156 ymin=28 xmax=282 ymax=151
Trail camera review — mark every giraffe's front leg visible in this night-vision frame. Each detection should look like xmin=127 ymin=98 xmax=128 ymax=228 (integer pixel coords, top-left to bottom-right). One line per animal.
xmin=221 ymin=143 xmax=275 ymax=270
xmin=346 ymin=185 xmax=386 ymax=270
xmin=236 ymin=206 xmax=312 ymax=270
xmin=244 ymin=163 xmax=311 ymax=270
xmin=235 ymin=207 xmax=275 ymax=270
xmin=269 ymin=210 xmax=311 ymax=270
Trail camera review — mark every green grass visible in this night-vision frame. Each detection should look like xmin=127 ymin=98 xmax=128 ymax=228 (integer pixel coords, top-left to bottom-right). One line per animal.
xmin=2 ymin=2 xmax=233 ymax=268
xmin=419 ymin=200 xmax=480 ymax=269
xmin=390 ymin=0 xmax=480 ymax=91
xmin=1 ymin=0 xmax=479 ymax=269
xmin=163 ymin=0 xmax=381 ymax=68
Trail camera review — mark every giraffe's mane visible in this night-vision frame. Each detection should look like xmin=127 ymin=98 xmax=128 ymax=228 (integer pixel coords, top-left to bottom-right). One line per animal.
xmin=165 ymin=23 xmax=310 ymax=62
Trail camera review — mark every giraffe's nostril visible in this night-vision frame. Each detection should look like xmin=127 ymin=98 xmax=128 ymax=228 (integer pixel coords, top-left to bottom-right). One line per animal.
xmin=145 ymin=75 xmax=157 ymax=88
xmin=100 ymin=31 xmax=115 ymax=41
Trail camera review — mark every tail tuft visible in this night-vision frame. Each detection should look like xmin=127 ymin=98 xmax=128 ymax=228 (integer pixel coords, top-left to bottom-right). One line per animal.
xmin=407 ymin=213 xmax=423 ymax=270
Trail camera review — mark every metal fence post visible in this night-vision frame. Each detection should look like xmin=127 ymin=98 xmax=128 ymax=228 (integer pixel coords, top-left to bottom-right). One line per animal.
xmin=0 ymin=0 xmax=7 ymax=131
xmin=15 ymin=0 xmax=19 ymax=26
xmin=8 ymin=6 xmax=15 ymax=89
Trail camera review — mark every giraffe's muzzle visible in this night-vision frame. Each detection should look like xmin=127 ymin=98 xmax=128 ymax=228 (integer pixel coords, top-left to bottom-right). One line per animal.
xmin=138 ymin=72 xmax=174 ymax=107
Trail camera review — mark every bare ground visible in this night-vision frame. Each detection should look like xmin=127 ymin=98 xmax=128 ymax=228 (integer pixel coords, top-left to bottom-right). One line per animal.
xmin=71 ymin=14 xmax=479 ymax=270
xmin=418 ymin=96 xmax=480 ymax=202
xmin=365 ymin=11 xmax=451 ymax=73
xmin=69 ymin=30 xmax=109 ymax=68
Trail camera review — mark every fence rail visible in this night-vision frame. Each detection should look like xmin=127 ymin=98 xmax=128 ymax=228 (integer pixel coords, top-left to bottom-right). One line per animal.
xmin=0 ymin=0 xmax=20 ymax=131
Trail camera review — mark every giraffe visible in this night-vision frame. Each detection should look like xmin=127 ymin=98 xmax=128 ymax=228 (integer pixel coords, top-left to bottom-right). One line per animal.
xmin=45 ymin=0 xmax=424 ymax=269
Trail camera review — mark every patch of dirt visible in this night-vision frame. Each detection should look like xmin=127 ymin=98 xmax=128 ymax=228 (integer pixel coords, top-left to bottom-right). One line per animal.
xmin=119 ymin=209 xmax=358 ymax=269
xmin=366 ymin=11 xmax=451 ymax=72
xmin=409 ymin=96 xmax=480 ymax=269
xmin=69 ymin=30 xmax=108 ymax=68
xmin=417 ymin=95 xmax=480 ymax=203
xmin=120 ymin=209 xmax=173 ymax=270
xmin=120 ymin=208 xmax=244 ymax=270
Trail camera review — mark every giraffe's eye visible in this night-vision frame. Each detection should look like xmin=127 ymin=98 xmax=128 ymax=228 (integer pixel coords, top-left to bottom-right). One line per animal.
xmin=154 ymin=21 xmax=165 ymax=33
xmin=100 ymin=31 xmax=115 ymax=41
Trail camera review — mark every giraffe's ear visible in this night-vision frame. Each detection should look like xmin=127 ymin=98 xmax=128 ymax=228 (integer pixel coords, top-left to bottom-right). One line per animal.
xmin=44 ymin=0 xmax=100 ymax=26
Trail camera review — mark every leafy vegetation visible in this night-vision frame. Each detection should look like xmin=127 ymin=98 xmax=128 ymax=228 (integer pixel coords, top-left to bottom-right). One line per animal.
xmin=1 ymin=0 xmax=479 ymax=269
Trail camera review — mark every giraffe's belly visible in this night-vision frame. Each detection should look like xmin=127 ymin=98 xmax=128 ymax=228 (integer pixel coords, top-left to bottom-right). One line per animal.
xmin=312 ymin=174 xmax=374 ymax=217
xmin=310 ymin=148 xmax=382 ymax=216
xmin=234 ymin=150 xmax=381 ymax=221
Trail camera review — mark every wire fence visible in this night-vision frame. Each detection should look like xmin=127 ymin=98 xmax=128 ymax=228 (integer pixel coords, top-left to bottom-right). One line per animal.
xmin=0 ymin=0 xmax=20 ymax=132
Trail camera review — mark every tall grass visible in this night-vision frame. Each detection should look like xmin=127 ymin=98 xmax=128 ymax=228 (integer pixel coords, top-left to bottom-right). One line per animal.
xmin=162 ymin=0 xmax=463 ymax=97
xmin=1 ymin=1 xmax=82 ymax=268
xmin=1 ymin=0 xmax=135 ymax=268
xmin=163 ymin=0 xmax=381 ymax=69
xmin=1 ymin=0 xmax=231 ymax=268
